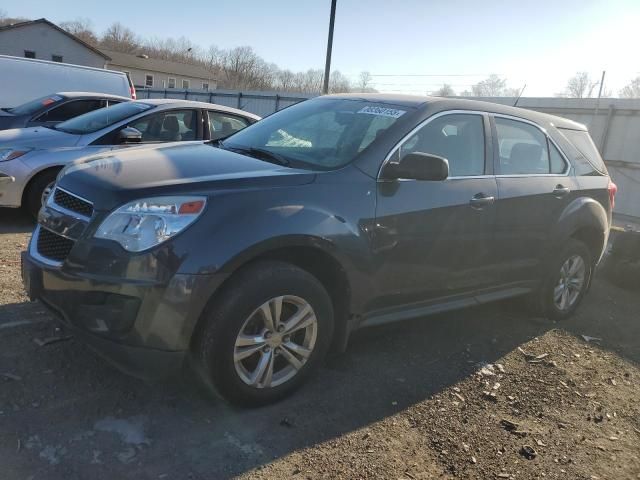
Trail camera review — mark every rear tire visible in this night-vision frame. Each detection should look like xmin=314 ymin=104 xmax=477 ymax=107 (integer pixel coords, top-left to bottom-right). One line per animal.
xmin=193 ymin=261 xmax=334 ymax=407
xmin=25 ymin=170 xmax=59 ymax=219
xmin=532 ymin=239 xmax=592 ymax=321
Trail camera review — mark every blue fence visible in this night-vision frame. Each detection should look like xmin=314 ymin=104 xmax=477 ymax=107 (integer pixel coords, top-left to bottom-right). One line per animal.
xmin=136 ymin=88 xmax=313 ymax=118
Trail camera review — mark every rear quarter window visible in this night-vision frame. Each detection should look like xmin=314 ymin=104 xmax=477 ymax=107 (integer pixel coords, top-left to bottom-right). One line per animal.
xmin=559 ymin=128 xmax=607 ymax=174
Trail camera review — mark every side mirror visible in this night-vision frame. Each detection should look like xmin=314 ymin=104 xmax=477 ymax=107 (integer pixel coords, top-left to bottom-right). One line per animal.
xmin=118 ymin=127 xmax=142 ymax=144
xmin=384 ymin=152 xmax=449 ymax=181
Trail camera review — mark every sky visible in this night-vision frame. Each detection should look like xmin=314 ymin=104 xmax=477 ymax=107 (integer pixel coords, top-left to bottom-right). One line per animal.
xmin=4 ymin=0 xmax=640 ymax=96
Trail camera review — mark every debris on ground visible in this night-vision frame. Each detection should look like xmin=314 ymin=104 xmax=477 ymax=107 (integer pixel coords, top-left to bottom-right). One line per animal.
xmin=581 ymin=335 xmax=603 ymax=343
xmin=520 ymin=445 xmax=538 ymax=460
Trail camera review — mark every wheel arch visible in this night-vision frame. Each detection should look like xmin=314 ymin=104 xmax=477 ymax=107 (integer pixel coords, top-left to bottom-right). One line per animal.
xmin=21 ymin=164 xmax=64 ymax=206
xmin=191 ymin=235 xmax=355 ymax=355
xmin=554 ymin=196 xmax=609 ymax=265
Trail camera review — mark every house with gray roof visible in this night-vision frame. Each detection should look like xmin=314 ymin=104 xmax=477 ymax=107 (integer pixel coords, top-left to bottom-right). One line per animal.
xmin=0 ymin=18 xmax=110 ymax=68
xmin=102 ymin=49 xmax=217 ymax=91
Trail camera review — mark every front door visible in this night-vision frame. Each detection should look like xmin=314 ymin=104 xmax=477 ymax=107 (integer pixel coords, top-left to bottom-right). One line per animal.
xmin=371 ymin=112 xmax=498 ymax=311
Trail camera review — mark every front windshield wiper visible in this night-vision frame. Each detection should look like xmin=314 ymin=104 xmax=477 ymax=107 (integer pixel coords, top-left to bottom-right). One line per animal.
xmin=227 ymin=146 xmax=290 ymax=166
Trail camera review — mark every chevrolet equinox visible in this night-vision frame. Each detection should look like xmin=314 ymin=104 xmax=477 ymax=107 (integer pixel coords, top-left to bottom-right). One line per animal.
xmin=22 ymin=94 xmax=616 ymax=406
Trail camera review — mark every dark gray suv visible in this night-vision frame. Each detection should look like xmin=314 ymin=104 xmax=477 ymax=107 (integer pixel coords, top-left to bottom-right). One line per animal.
xmin=21 ymin=94 xmax=616 ymax=406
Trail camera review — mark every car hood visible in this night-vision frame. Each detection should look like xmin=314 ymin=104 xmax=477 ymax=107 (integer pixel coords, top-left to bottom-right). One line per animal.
xmin=0 ymin=126 xmax=80 ymax=148
xmin=57 ymin=142 xmax=316 ymax=211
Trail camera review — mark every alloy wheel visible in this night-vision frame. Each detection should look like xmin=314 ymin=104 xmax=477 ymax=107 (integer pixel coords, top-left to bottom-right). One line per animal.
xmin=553 ymin=254 xmax=586 ymax=311
xmin=233 ymin=295 xmax=318 ymax=389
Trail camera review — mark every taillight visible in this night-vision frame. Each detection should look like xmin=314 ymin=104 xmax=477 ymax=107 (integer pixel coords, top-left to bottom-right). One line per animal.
xmin=608 ymin=180 xmax=617 ymax=210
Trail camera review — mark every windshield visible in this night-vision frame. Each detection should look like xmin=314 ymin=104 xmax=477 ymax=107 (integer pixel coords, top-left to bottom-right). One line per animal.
xmin=55 ymin=102 xmax=154 ymax=135
xmin=5 ymin=94 xmax=66 ymax=115
xmin=222 ymin=99 xmax=408 ymax=170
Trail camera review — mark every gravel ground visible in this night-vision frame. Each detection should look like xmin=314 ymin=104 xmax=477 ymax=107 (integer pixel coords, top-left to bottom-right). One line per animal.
xmin=1 ymin=208 xmax=639 ymax=480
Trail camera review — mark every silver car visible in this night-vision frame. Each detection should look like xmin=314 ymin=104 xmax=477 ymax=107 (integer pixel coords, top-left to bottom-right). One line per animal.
xmin=0 ymin=99 xmax=260 ymax=217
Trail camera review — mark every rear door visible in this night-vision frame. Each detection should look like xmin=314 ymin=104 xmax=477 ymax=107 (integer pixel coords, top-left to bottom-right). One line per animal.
xmin=371 ymin=111 xmax=499 ymax=310
xmin=491 ymin=114 xmax=576 ymax=284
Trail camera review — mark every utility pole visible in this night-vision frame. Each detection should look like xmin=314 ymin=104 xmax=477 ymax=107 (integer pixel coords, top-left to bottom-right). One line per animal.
xmin=594 ymin=70 xmax=606 ymax=120
xmin=322 ymin=0 xmax=337 ymax=94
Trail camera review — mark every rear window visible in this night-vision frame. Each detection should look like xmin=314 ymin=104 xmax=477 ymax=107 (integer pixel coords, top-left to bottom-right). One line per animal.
xmin=559 ymin=128 xmax=607 ymax=173
xmin=55 ymin=102 xmax=154 ymax=135
xmin=6 ymin=94 xmax=66 ymax=116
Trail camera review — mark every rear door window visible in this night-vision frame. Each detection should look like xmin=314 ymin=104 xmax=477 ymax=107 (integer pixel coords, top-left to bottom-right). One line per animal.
xmin=207 ymin=112 xmax=249 ymax=140
xmin=495 ymin=117 xmax=551 ymax=175
xmin=38 ymin=99 xmax=106 ymax=122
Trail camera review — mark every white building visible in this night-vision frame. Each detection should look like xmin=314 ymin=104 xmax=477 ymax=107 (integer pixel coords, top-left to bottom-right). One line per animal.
xmin=0 ymin=18 xmax=109 ymax=68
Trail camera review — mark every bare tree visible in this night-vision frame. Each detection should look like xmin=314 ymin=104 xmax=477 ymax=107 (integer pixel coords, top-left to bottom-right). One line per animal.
xmin=0 ymin=9 xmax=30 ymax=27
xmin=620 ymin=77 xmax=640 ymax=99
xmin=275 ymin=69 xmax=296 ymax=91
xmin=141 ymin=36 xmax=200 ymax=63
xmin=59 ymin=18 xmax=98 ymax=45
xmin=100 ymin=22 xmax=140 ymax=53
xmin=357 ymin=71 xmax=372 ymax=92
xmin=329 ymin=71 xmax=352 ymax=93
xmin=433 ymin=84 xmax=455 ymax=97
xmin=471 ymin=74 xmax=508 ymax=96
xmin=563 ymin=72 xmax=599 ymax=98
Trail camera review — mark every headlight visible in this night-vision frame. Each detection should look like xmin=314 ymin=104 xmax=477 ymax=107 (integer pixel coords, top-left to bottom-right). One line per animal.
xmin=95 ymin=196 xmax=207 ymax=252
xmin=0 ymin=148 xmax=32 ymax=162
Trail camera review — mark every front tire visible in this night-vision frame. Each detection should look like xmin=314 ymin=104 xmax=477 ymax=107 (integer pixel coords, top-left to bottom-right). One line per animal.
xmin=193 ymin=261 xmax=334 ymax=407
xmin=25 ymin=170 xmax=58 ymax=219
xmin=534 ymin=239 xmax=592 ymax=321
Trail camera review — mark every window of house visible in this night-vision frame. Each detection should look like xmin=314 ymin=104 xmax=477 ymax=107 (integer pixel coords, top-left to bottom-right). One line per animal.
xmin=202 ymin=82 xmax=209 ymax=91
xmin=168 ymin=77 xmax=176 ymax=89
xmin=495 ymin=117 xmax=555 ymax=175
xmin=145 ymin=75 xmax=154 ymax=88
xmin=182 ymin=79 xmax=190 ymax=89
xmin=24 ymin=50 xmax=36 ymax=59
xmin=51 ymin=55 xmax=63 ymax=62
xmin=399 ymin=113 xmax=485 ymax=177
xmin=208 ymin=112 xmax=249 ymax=140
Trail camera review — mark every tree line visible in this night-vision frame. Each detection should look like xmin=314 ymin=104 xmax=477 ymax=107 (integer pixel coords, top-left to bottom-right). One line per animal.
xmin=1 ymin=11 xmax=639 ymax=98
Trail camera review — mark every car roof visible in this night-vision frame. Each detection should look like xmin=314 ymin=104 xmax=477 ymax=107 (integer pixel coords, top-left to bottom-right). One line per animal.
xmin=322 ymin=93 xmax=586 ymax=131
xmin=136 ymin=98 xmax=261 ymax=120
xmin=55 ymin=92 xmax=132 ymax=101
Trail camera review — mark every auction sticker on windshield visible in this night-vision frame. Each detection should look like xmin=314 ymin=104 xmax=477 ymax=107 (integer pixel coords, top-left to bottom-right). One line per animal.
xmin=358 ymin=106 xmax=406 ymax=118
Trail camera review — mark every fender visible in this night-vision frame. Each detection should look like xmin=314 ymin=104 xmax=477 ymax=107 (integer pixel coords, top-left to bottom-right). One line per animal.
xmin=173 ymin=178 xmax=378 ymax=315
xmin=549 ymin=195 xmax=609 ymax=260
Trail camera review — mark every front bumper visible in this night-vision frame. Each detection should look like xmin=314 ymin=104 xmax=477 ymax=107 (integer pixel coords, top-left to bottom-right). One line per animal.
xmin=21 ymin=247 xmax=223 ymax=380
xmin=0 ymin=157 xmax=30 ymax=207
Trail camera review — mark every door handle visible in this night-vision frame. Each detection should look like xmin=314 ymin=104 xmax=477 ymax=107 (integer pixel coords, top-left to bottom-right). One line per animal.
xmin=470 ymin=193 xmax=495 ymax=209
xmin=553 ymin=184 xmax=571 ymax=198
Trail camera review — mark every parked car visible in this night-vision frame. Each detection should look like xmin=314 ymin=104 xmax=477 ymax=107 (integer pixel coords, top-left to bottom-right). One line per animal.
xmin=0 ymin=99 xmax=260 ymax=216
xmin=0 ymin=55 xmax=135 ymax=107
xmin=21 ymin=94 xmax=616 ymax=406
xmin=0 ymin=92 xmax=130 ymax=131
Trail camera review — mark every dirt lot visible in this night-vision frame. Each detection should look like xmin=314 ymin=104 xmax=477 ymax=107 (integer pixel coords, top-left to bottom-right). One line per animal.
xmin=1 ymin=208 xmax=639 ymax=480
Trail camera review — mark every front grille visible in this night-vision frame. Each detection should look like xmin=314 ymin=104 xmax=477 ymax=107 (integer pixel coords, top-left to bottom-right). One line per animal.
xmin=53 ymin=188 xmax=93 ymax=218
xmin=37 ymin=227 xmax=75 ymax=262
